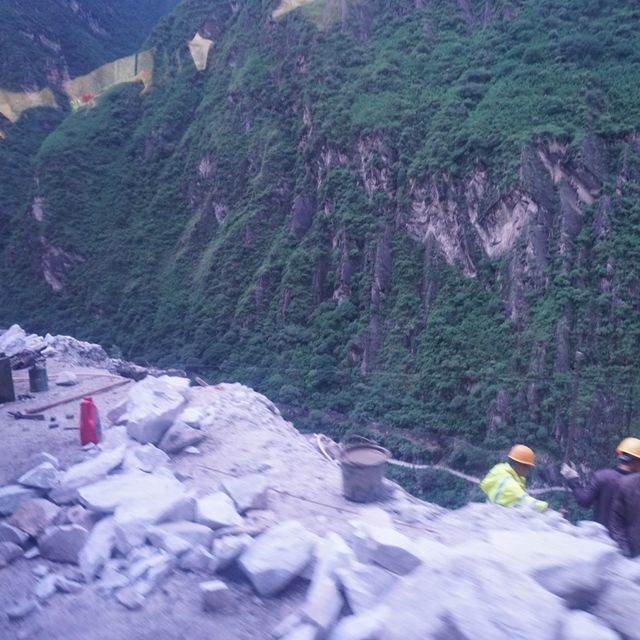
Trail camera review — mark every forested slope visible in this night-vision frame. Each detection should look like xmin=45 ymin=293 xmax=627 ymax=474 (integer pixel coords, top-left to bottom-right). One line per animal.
xmin=2 ymin=0 xmax=640 ymax=497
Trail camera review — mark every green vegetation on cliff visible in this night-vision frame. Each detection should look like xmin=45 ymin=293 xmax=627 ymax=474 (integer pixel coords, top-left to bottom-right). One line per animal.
xmin=2 ymin=0 xmax=640 ymax=487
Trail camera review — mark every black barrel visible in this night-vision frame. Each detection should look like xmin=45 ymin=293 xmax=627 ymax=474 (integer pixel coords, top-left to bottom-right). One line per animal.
xmin=29 ymin=363 xmax=49 ymax=393
xmin=0 ymin=357 xmax=15 ymax=403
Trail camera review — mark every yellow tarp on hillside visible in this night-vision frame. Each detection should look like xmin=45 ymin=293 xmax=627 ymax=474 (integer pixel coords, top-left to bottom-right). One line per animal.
xmin=63 ymin=49 xmax=154 ymax=102
xmin=188 ymin=33 xmax=214 ymax=71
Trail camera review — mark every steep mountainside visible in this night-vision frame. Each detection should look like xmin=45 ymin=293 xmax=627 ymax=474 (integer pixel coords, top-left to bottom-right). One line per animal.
xmin=2 ymin=0 xmax=640 ymax=494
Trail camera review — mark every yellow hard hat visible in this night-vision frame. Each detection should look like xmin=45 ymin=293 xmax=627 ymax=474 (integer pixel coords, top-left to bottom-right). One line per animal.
xmin=616 ymin=437 xmax=640 ymax=460
xmin=508 ymin=444 xmax=536 ymax=466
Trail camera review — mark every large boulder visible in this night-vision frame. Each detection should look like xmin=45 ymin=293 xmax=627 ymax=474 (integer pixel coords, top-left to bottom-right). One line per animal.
xmin=78 ymin=470 xmax=183 ymax=513
xmin=158 ymin=421 xmax=205 ymax=454
xmin=152 ymin=521 xmax=215 ymax=548
xmin=221 ymin=474 xmax=269 ymax=514
xmin=0 ymin=485 xmax=41 ymax=516
xmin=18 ymin=462 xmax=61 ymax=490
xmin=238 ymin=520 xmax=316 ymax=596
xmin=561 ymin=611 xmax=621 ymax=640
xmin=59 ymin=445 xmax=127 ymax=491
xmin=594 ymin=581 xmax=640 ymax=640
xmin=0 ymin=522 xmax=30 ymax=547
xmin=481 ymin=530 xmax=618 ymax=609
xmin=124 ymin=376 xmax=189 ymax=444
xmin=38 ymin=524 xmax=89 ymax=564
xmin=336 ymin=561 xmax=397 ymax=614
xmin=0 ymin=324 xmax=45 ymax=357
xmin=9 ymin=498 xmax=61 ymax=538
xmin=113 ymin=487 xmax=189 ymax=553
xmin=79 ymin=516 xmax=116 ymax=581
xmin=195 ymin=492 xmax=243 ymax=529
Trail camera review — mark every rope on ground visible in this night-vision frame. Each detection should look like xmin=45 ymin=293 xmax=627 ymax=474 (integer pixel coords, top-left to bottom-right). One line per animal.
xmin=195 ymin=463 xmax=439 ymax=534
xmin=311 ymin=433 xmax=568 ymax=495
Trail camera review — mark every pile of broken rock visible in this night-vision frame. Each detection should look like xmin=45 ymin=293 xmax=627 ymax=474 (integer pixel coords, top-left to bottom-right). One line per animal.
xmin=1 ymin=372 xmax=640 ymax=639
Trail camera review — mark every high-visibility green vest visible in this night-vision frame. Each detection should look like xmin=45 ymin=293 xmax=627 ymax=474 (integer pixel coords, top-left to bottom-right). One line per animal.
xmin=480 ymin=462 xmax=548 ymax=512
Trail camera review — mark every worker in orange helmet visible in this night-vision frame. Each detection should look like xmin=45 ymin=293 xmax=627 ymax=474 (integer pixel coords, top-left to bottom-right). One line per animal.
xmin=480 ymin=444 xmax=548 ymax=512
xmin=561 ymin=437 xmax=640 ymax=534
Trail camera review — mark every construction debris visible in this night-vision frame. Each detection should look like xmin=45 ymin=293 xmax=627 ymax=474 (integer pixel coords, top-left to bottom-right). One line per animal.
xmin=2 ymin=324 xmax=640 ymax=640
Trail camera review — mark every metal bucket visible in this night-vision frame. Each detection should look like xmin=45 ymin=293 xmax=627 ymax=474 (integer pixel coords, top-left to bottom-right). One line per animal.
xmin=0 ymin=357 xmax=15 ymax=403
xmin=29 ymin=363 xmax=49 ymax=393
xmin=340 ymin=437 xmax=391 ymax=503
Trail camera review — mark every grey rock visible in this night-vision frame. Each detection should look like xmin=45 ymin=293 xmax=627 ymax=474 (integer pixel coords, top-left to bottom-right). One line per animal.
xmin=561 ymin=611 xmax=621 ymax=640
xmin=211 ymin=533 xmax=253 ymax=570
xmin=435 ymin=559 xmax=565 ymax=640
xmin=24 ymin=546 xmax=40 ymax=559
xmin=127 ymin=551 xmax=174 ymax=598
xmin=48 ymin=486 xmax=79 ymax=505
xmin=55 ymin=575 xmax=83 ymax=594
xmin=594 ymin=581 xmax=640 ymax=640
xmin=125 ymin=376 xmax=188 ymax=444
xmin=200 ymin=579 xmax=234 ymax=611
xmin=282 ymin=625 xmax=318 ymax=640
xmin=54 ymin=505 xmax=95 ymax=530
xmin=78 ymin=470 xmax=183 ymax=513
xmin=159 ymin=495 xmax=196 ymax=522
xmin=301 ymin=575 xmax=342 ymax=633
xmin=55 ymin=371 xmax=79 ymax=386
xmin=336 ymin=561 xmax=397 ymax=614
xmin=184 ymin=446 xmax=200 ymax=455
xmin=95 ymin=564 xmax=129 ymax=595
xmin=106 ymin=401 xmax=128 ymax=426
xmin=158 ymin=420 xmax=206 ymax=454
xmin=365 ymin=526 xmax=422 ymax=576
xmin=9 ymin=498 xmax=61 ymax=538
xmin=34 ymin=573 xmax=58 ymax=600
xmin=123 ymin=444 xmax=170 ymax=473
xmin=329 ymin=608 xmax=389 ymax=640
xmin=221 ymin=474 xmax=269 ymax=514
xmin=113 ymin=488 xmax=189 ymax=554
xmin=60 ymin=445 xmax=126 ymax=491
xmin=6 ymin=598 xmax=38 ymax=621
xmin=238 ymin=520 xmax=315 ymax=596
xmin=179 ymin=545 xmax=219 ymax=574
xmin=147 ymin=526 xmax=192 ymax=556
xmin=151 ymin=521 xmax=214 ymax=548
xmin=196 ymin=492 xmax=243 ymax=529
xmin=115 ymin=585 xmax=145 ymax=610
xmin=18 ymin=463 xmax=61 ymax=490
xmin=0 ymin=522 xmax=31 ymax=547
xmin=0 ymin=541 xmax=23 ymax=565
xmin=179 ymin=406 xmax=205 ymax=428
xmin=273 ymin=613 xmax=304 ymax=638
xmin=79 ymin=516 xmax=116 ymax=581
xmin=32 ymin=563 xmax=49 ymax=578
xmin=38 ymin=524 xmax=89 ymax=564
xmin=0 ymin=485 xmax=40 ymax=516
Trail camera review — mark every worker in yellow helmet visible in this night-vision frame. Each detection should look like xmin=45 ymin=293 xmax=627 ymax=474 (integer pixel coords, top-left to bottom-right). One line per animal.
xmin=561 ymin=437 xmax=640 ymax=533
xmin=480 ymin=444 xmax=548 ymax=512
xmin=608 ymin=438 xmax=640 ymax=557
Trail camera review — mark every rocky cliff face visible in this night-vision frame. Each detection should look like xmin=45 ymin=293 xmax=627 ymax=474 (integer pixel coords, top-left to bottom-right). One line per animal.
xmin=2 ymin=0 xmax=640 ymax=477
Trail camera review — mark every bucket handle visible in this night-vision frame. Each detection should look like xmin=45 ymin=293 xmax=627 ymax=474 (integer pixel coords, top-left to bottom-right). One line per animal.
xmin=341 ymin=434 xmax=379 ymax=448
xmin=340 ymin=435 xmax=390 ymax=461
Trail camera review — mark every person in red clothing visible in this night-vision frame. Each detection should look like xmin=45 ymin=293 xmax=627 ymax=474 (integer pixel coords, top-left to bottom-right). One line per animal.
xmin=561 ymin=437 xmax=640 ymax=533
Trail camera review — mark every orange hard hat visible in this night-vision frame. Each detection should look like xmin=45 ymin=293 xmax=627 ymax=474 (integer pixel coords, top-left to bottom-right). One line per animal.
xmin=616 ymin=437 xmax=640 ymax=460
xmin=508 ymin=444 xmax=536 ymax=466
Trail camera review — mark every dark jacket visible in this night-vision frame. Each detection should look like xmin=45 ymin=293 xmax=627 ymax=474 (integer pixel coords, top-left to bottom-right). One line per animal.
xmin=610 ymin=474 xmax=640 ymax=558
xmin=568 ymin=467 xmax=630 ymax=531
